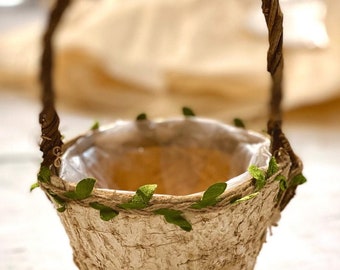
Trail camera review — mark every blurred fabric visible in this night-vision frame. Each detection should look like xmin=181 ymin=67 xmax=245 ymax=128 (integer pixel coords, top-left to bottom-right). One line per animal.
xmin=0 ymin=0 xmax=339 ymax=121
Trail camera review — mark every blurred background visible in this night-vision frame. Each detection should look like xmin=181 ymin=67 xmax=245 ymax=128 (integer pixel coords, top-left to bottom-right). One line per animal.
xmin=0 ymin=0 xmax=339 ymax=269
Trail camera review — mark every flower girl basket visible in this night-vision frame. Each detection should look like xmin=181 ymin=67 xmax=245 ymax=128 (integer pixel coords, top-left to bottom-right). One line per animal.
xmin=37 ymin=0 xmax=304 ymax=269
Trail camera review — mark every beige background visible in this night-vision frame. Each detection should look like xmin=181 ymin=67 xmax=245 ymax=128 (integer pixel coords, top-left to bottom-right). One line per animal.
xmin=0 ymin=0 xmax=339 ymax=269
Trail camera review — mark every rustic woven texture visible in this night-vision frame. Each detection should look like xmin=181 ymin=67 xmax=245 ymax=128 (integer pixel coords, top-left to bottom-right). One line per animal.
xmin=39 ymin=149 xmax=291 ymax=269
xmin=37 ymin=0 xmax=304 ymax=269
xmin=37 ymin=120 xmax=294 ymax=269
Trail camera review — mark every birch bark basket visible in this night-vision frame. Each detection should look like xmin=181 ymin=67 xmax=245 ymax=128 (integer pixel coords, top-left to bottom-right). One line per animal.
xmin=37 ymin=0 xmax=304 ymax=269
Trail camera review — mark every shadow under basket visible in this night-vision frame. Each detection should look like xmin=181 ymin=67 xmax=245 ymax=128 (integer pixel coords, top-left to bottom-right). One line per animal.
xmin=41 ymin=118 xmax=291 ymax=270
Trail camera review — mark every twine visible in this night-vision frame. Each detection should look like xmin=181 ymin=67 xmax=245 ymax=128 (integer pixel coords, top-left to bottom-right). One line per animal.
xmin=39 ymin=155 xmax=291 ymax=216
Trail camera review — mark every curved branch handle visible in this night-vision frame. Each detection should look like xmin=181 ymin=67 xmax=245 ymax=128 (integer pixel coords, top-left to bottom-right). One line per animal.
xmin=261 ymin=0 xmax=283 ymax=130
xmin=39 ymin=0 xmax=293 ymax=173
xmin=39 ymin=0 xmax=71 ymax=170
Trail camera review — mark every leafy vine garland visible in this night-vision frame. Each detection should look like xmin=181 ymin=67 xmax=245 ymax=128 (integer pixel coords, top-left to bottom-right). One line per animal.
xmin=32 ymin=156 xmax=306 ymax=232
xmin=32 ymin=109 xmax=306 ymax=231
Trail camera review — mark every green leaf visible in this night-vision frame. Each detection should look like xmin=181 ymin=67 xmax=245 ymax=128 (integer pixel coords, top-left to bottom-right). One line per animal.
xmin=51 ymin=194 xmax=65 ymax=205
xmin=275 ymin=175 xmax=287 ymax=191
xmin=154 ymin=208 xmax=192 ymax=232
xmin=191 ymin=182 xmax=227 ymax=209
xmin=64 ymin=178 xmax=96 ymax=200
xmin=90 ymin=121 xmax=100 ymax=130
xmin=202 ymin=182 xmax=227 ymax=201
xmin=89 ymin=202 xmax=107 ymax=210
xmin=63 ymin=191 xmax=78 ymax=200
xmin=267 ymin=157 xmax=279 ymax=177
xmin=118 ymin=198 xmax=145 ymax=210
xmin=50 ymin=194 xmax=67 ymax=212
xmin=248 ymin=165 xmax=266 ymax=191
xmin=30 ymin=182 xmax=40 ymax=192
xmin=136 ymin=184 xmax=157 ymax=202
xmin=136 ymin=113 xmax=147 ymax=121
xmin=182 ymin=107 xmax=195 ymax=117
xmin=119 ymin=184 xmax=157 ymax=210
xmin=231 ymin=192 xmax=259 ymax=204
xmin=279 ymin=178 xmax=287 ymax=191
xmin=90 ymin=202 xmax=119 ymax=221
xmin=57 ymin=205 xmax=66 ymax=212
xmin=290 ymin=174 xmax=307 ymax=186
xmin=75 ymin=178 xmax=96 ymax=198
xmin=37 ymin=166 xmax=51 ymax=183
xmin=100 ymin=208 xmax=119 ymax=221
xmin=233 ymin=118 xmax=245 ymax=128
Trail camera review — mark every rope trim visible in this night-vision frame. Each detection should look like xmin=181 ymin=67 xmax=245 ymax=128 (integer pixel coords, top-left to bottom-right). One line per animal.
xmin=39 ymin=153 xmax=292 ymax=215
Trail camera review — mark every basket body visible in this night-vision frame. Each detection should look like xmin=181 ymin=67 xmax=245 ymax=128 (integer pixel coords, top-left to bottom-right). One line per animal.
xmin=41 ymin=118 xmax=291 ymax=270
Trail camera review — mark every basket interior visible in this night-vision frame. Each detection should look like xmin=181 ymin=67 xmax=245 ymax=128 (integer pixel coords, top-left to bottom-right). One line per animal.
xmin=60 ymin=118 xmax=270 ymax=195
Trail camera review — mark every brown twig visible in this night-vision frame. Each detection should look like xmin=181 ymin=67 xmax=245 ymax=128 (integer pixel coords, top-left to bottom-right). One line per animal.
xmin=39 ymin=0 xmax=71 ymax=170
xmin=261 ymin=0 xmax=284 ymax=148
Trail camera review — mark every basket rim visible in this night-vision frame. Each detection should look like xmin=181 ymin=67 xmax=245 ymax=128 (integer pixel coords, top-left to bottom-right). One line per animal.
xmin=46 ymin=117 xmax=279 ymax=207
xmin=43 ymin=159 xmax=289 ymax=213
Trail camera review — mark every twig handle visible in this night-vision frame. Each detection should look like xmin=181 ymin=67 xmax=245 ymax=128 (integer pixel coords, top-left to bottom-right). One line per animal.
xmin=39 ymin=0 xmax=71 ymax=170
xmin=262 ymin=0 xmax=283 ymax=126
xmin=261 ymin=0 xmax=285 ymax=155
xmin=38 ymin=0 xmax=291 ymax=170
xmin=262 ymin=0 xmax=304 ymax=211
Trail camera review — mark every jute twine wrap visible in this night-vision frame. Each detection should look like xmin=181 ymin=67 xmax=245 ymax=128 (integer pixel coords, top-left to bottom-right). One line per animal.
xmin=38 ymin=0 xmax=303 ymax=269
xmin=40 ymin=151 xmax=290 ymax=214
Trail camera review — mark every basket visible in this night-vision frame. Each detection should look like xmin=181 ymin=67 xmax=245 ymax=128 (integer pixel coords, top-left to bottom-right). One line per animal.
xmin=37 ymin=0 xmax=304 ymax=269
